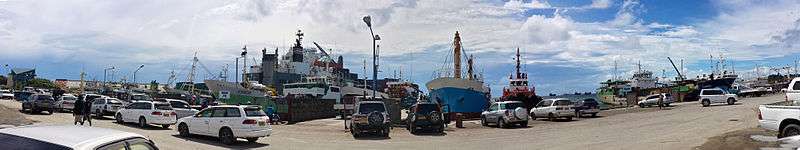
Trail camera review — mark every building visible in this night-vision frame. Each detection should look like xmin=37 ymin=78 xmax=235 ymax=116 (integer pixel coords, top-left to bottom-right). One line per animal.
xmin=7 ymin=68 xmax=36 ymax=87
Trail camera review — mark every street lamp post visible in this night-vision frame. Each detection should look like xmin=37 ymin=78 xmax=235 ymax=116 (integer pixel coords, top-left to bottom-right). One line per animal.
xmin=103 ymin=66 xmax=115 ymax=87
xmin=363 ymin=15 xmax=381 ymax=99
xmin=132 ymin=64 xmax=145 ymax=86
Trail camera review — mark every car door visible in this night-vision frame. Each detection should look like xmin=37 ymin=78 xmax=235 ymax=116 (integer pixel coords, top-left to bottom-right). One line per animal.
xmin=190 ymin=108 xmax=214 ymax=136
xmin=486 ymin=104 xmax=497 ymax=122
xmin=207 ymin=108 xmax=229 ymax=137
xmin=711 ymin=90 xmax=724 ymax=103
xmin=533 ymin=101 xmax=547 ymax=117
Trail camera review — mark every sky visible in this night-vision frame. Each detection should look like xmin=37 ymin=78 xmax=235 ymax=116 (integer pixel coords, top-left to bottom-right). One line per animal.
xmin=1 ymin=0 xmax=799 ymax=96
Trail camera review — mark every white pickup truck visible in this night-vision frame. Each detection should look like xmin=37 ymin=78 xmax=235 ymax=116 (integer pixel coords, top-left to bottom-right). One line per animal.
xmin=758 ymin=77 xmax=800 ymax=138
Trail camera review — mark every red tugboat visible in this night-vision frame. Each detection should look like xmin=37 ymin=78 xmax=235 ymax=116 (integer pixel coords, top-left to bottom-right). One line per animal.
xmin=500 ymin=48 xmax=541 ymax=109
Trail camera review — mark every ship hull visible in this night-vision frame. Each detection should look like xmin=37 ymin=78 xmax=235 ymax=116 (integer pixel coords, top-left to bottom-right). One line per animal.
xmin=426 ymin=77 xmax=490 ymax=114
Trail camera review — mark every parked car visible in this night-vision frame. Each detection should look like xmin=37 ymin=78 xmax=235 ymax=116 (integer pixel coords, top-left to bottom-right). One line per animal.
xmin=55 ymin=94 xmax=78 ymax=112
xmin=0 ymin=89 xmax=14 ymax=100
xmin=176 ymin=105 xmax=272 ymax=145
xmin=350 ymin=101 xmax=391 ymax=138
xmin=0 ymin=125 xmax=159 ymax=150
xmin=13 ymin=91 xmax=34 ymax=101
xmin=699 ymin=88 xmax=737 ymax=107
xmin=91 ymin=97 xmax=125 ymax=118
xmin=530 ymin=98 xmax=575 ymax=121
xmin=131 ymin=93 xmax=153 ymax=102
xmin=481 ymin=101 xmax=528 ymax=128
xmin=786 ymin=77 xmax=800 ymax=101
xmin=21 ymin=94 xmax=57 ymax=114
xmin=406 ymin=102 xmax=445 ymax=134
xmin=638 ymin=93 xmax=674 ymax=108
xmin=574 ymin=98 xmax=601 ymax=117
xmin=165 ymin=99 xmax=199 ymax=119
xmin=760 ymin=78 xmax=800 ymax=138
xmin=80 ymin=93 xmax=108 ymax=104
xmin=115 ymin=101 xmax=177 ymax=128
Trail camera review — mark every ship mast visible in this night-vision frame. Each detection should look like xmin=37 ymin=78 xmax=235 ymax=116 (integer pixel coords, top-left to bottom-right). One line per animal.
xmin=467 ymin=55 xmax=474 ymax=80
xmin=187 ymin=52 xmax=198 ymax=95
xmin=453 ymin=31 xmax=462 ymax=79
xmin=241 ymin=45 xmax=249 ymax=88
xmin=516 ymin=48 xmax=521 ymax=79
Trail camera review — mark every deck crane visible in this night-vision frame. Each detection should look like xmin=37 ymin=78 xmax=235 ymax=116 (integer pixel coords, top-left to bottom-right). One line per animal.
xmin=312 ymin=42 xmax=336 ymax=63
xmin=667 ymin=57 xmax=685 ymax=81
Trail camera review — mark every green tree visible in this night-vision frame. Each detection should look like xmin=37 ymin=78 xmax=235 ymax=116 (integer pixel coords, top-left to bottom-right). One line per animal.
xmin=25 ymin=78 xmax=57 ymax=89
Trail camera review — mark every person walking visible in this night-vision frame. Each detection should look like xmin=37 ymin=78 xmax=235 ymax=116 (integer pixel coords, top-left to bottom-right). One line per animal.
xmin=73 ymin=97 xmax=85 ymax=125
xmin=83 ymin=98 xmax=93 ymax=126
xmin=657 ymin=94 xmax=664 ymax=110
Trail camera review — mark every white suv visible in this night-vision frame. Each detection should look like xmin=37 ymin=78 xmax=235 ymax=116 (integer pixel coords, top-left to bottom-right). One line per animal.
xmin=176 ymin=105 xmax=272 ymax=145
xmin=481 ymin=101 xmax=528 ymax=128
xmin=530 ymin=98 xmax=575 ymax=121
xmin=91 ymin=97 xmax=125 ymax=117
xmin=115 ymin=101 xmax=177 ymax=128
xmin=699 ymin=88 xmax=737 ymax=107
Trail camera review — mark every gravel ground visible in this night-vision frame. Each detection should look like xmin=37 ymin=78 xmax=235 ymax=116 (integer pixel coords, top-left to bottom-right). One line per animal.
xmin=0 ymin=94 xmax=785 ymax=150
xmin=0 ymin=100 xmax=36 ymax=128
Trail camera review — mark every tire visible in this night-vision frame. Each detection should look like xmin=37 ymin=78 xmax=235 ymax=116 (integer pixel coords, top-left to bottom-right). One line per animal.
xmin=591 ymin=113 xmax=597 ymax=117
xmin=727 ymin=98 xmax=735 ymax=105
xmin=178 ymin=123 xmax=190 ymax=137
xmin=162 ymin=124 xmax=170 ymax=129
xmin=548 ymin=113 xmax=556 ymax=121
xmin=782 ymin=124 xmax=800 ymax=138
xmin=520 ymin=121 xmax=528 ymax=127
xmin=530 ymin=113 xmax=537 ymax=120
xmin=497 ymin=118 xmax=506 ymax=128
xmin=480 ymin=116 xmax=488 ymax=126
xmin=565 ymin=117 xmax=572 ymax=121
xmin=219 ymin=128 xmax=235 ymax=145
xmin=138 ymin=117 xmax=147 ymax=128
xmin=246 ymin=137 xmax=258 ymax=143
xmin=351 ymin=126 xmax=360 ymax=138
xmin=701 ymin=100 xmax=711 ymax=107
xmin=115 ymin=113 xmax=123 ymax=123
xmin=639 ymin=104 xmax=645 ymax=108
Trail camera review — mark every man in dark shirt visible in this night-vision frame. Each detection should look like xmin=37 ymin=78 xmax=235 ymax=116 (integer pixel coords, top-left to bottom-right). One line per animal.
xmin=73 ymin=97 xmax=85 ymax=125
xmin=83 ymin=98 xmax=93 ymax=126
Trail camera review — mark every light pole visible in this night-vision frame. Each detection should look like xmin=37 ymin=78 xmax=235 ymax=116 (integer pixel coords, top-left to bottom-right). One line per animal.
xmin=132 ymin=64 xmax=144 ymax=87
xmin=363 ymin=15 xmax=381 ymax=99
xmin=103 ymin=66 xmax=115 ymax=87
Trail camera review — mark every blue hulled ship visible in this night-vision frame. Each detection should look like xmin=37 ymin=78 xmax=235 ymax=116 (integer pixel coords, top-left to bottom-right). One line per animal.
xmin=426 ymin=31 xmax=490 ymax=120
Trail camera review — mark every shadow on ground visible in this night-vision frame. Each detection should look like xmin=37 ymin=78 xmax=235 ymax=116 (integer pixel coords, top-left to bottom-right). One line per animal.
xmin=171 ymin=134 xmax=270 ymax=149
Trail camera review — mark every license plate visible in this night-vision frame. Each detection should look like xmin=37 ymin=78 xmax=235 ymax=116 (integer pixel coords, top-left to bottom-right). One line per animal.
xmin=258 ymin=121 xmax=266 ymax=126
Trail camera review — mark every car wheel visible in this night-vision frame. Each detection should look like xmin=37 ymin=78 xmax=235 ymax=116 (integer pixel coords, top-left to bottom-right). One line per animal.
xmin=548 ymin=113 xmax=556 ymax=121
xmin=782 ymin=124 xmax=800 ymax=138
xmin=591 ymin=113 xmax=597 ymax=117
xmin=480 ymin=116 xmax=487 ymax=126
xmin=138 ymin=117 xmax=147 ymax=128
xmin=246 ymin=137 xmax=259 ymax=143
xmin=701 ymin=100 xmax=711 ymax=107
xmin=497 ymin=118 xmax=506 ymax=128
xmin=219 ymin=128 xmax=235 ymax=145
xmin=639 ymin=103 xmax=645 ymax=108
xmin=727 ymin=98 xmax=735 ymax=105
xmin=520 ymin=121 xmax=528 ymax=127
xmin=565 ymin=117 xmax=573 ymax=121
xmin=162 ymin=124 xmax=170 ymax=129
xmin=351 ymin=126 xmax=360 ymax=138
xmin=178 ymin=123 xmax=190 ymax=137
xmin=115 ymin=113 xmax=123 ymax=123
xmin=530 ymin=113 xmax=537 ymax=120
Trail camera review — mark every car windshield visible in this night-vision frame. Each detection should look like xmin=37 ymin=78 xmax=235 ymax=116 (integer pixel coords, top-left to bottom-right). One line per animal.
xmin=554 ymin=100 xmax=572 ymax=106
xmin=244 ymin=107 xmax=266 ymax=117
xmin=154 ymin=103 xmax=172 ymax=110
xmin=502 ymin=102 xmax=524 ymax=109
xmin=36 ymin=95 xmax=54 ymax=101
xmin=359 ymin=103 xmax=386 ymax=114
xmin=108 ymin=99 xmax=123 ymax=105
xmin=416 ymin=104 xmax=438 ymax=113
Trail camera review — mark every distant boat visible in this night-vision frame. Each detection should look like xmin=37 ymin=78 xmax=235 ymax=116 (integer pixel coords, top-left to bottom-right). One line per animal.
xmin=499 ymin=48 xmax=540 ymax=109
xmin=426 ymin=31 xmax=490 ymax=120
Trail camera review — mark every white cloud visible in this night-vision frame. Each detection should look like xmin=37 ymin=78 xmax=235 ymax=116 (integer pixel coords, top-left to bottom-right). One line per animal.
xmin=662 ymin=26 xmax=700 ymax=37
xmin=520 ymin=14 xmax=573 ymax=44
xmin=504 ymin=0 xmax=551 ymax=10
xmin=588 ymin=0 xmax=612 ymax=9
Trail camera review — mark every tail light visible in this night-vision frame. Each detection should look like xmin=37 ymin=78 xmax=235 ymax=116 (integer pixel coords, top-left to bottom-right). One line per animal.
xmin=151 ymin=111 xmax=162 ymax=116
xmin=170 ymin=112 xmax=177 ymax=116
xmin=758 ymin=110 xmax=762 ymax=120
xmin=242 ymin=119 xmax=257 ymax=124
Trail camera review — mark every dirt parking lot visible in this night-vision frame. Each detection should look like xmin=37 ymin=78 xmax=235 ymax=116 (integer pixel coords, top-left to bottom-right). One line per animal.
xmin=0 ymin=95 xmax=785 ymax=150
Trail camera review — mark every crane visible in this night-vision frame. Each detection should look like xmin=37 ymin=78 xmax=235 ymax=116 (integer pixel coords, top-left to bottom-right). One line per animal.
xmin=312 ymin=42 xmax=335 ymax=63
xmin=667 ymin=57 xmax=684 ymax=81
